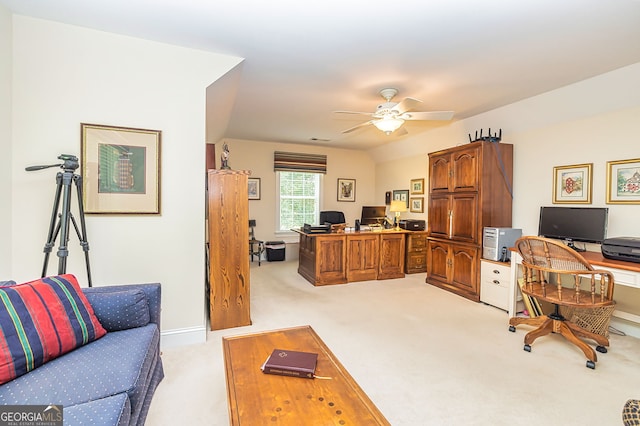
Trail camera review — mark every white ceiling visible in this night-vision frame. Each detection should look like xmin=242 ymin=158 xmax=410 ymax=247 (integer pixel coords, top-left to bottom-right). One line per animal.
xmin=3 ymin=0 xmax=640 ymax=150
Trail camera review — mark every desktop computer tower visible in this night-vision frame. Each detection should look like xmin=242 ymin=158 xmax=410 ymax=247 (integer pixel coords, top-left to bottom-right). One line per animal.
xmin=482 ymin=227 xmax=522 ymax=261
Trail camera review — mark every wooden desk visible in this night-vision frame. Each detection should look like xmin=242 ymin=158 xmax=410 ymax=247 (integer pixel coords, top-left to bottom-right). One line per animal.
xmin=222 ymin=325 xmax=390 ymax=426
xmin=295 ymin=230 xmax=407 ymax=286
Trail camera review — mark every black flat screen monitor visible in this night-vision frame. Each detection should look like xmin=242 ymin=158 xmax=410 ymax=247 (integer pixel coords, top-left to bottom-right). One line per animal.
xmin=538 ymin=206 xmax=608 ymax=246
xmin=360 ymin=206 xmax=386 ymax=225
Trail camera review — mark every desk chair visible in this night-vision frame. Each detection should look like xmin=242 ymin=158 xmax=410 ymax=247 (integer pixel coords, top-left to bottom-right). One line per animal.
xmin=249 ymin=219 xmax=264 ymax=266
xmin=508 ymin=236 xmax=615 ymax=369
xmin=319 ymin=211 xmax=345 ymax=225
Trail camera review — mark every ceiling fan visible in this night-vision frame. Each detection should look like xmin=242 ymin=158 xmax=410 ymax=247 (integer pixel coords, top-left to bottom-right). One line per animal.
xmin=335 ymin=88 xmax=454 ymax=136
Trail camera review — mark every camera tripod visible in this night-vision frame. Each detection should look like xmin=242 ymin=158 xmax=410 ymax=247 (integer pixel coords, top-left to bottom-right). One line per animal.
xmin=26 ymin=154 xmax=93 ymax=286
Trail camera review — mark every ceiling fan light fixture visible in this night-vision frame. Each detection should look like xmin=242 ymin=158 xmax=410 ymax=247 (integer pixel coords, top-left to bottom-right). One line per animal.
xmin=374 ymin=116 xmax=404 ymax=135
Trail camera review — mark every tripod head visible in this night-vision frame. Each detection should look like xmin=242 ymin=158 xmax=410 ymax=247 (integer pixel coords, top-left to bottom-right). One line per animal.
xmin=26 ymin=154 xmax=79 ymax=173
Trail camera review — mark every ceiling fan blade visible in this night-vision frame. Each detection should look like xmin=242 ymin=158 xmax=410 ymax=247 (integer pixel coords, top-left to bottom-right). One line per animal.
xmin=395 ymin=127 xmax=409 ymax=136
xmin=402 ymin=111 xmax=454 ymax=121
xmin=334 ymin=110 xmax=375 ymax=116
xmin=342 ymin=120 xmax=374 ymax=134
xmin=393 ymin=97 xmax=422 ymax=114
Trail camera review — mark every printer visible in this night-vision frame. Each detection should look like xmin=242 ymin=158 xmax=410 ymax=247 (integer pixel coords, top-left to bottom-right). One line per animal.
xmin=399 ymin=219 xmax=426 ymax=231
xmin=601 ymin=237 xmax=640 ymax=263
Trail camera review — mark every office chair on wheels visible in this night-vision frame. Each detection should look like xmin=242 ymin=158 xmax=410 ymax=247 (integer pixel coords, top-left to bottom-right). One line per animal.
xmin=319 ymin=211 xmax=345 ymax=225
xmin=508 ymin=236 xmax=615 ymax=369
xmin=249 ymin=219 xmax=264 ymax=266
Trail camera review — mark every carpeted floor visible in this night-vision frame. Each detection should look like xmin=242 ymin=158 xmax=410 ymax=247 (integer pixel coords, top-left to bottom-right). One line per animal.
xmin=145 ymin=260 xmax=640 ymax=425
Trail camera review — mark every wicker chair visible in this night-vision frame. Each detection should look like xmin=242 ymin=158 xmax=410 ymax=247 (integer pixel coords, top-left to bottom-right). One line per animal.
xmin=508 ymin=236 xmax=615 ymax=369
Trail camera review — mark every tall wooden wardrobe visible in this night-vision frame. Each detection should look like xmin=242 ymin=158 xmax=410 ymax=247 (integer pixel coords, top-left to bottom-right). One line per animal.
xmin=426 ymin=141 xmax=513 ymax=302
xmin=207 ymin=169 xmax=251 ymax=330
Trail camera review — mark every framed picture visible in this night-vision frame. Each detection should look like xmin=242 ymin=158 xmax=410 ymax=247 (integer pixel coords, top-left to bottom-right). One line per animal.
xmin=248 ymin=177 xmax=261 ymax=200
xmin=392 ymin=189 xmax=410 ymax=208
xmin=337 ymin=178 xmax=356 ymax=202
xmin=552 ymin=163 xmax=592 ymax=204
xmin=606 ymin=158 xmax=640 ymax=204
xmin=410 ymin=197 xmax=424 ymax=213
xmin=410 ymin=178 xmax=424 ymax=195
xmin=81 ymin=123 xmax=161 ymax=214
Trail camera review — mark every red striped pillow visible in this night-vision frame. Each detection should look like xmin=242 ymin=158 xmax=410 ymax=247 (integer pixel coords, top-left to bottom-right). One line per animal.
xmin=0 ymin=274 xmax=107 ymax=384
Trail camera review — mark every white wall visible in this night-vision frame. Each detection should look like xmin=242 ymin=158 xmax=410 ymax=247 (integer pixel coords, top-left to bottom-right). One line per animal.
xmin=375 ymin=155 xmax=430 ymax=224
xmin=9 ymin=16 xmax=242 ymax=344
xmin=0 ymin=6 xmax=12 ymax=278
xmin=219 ymin=138 xmax=377 ymax=243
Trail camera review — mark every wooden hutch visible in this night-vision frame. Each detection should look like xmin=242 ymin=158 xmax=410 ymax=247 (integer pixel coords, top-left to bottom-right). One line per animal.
xmin=426 ymin=141 xmax=513 ymax=301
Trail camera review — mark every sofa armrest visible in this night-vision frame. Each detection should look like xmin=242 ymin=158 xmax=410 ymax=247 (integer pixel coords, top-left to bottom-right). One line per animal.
xmin=83 ymin=283 xmax=161 ymax=330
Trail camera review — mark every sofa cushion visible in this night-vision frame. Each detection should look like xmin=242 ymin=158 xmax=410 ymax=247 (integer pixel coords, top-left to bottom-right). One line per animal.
xmin=85 ymin=288 xmax=150 ymax=331
xmin=0 ymin=324 xmax=159 ymax=425
xmin=64 ymin=393 xmax=131 ymax=426
xmin=0 ymin=274 xmax=107 ymax=385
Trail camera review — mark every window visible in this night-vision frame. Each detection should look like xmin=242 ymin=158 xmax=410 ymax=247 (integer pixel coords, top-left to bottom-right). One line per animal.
xmin=277 ymin=171 xmax=321 ymax=231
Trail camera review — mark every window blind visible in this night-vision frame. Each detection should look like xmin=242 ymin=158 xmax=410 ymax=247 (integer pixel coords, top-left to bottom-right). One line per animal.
xmin=273 ymin=151 xmax=327 ymax=174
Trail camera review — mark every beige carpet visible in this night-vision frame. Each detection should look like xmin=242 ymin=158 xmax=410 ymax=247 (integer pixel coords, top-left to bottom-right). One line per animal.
xmin=146 ymin=260 xmax=640 ymax=425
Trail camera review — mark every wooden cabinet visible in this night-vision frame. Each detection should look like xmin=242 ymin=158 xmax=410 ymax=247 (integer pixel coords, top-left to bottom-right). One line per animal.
xmin=298 ymin=233 xmax=347 ymax=285
xmin=405 ymin=231 xmax=428 ymax=273
xmin=207 ymin=169 xmax=251 ymax=330
xmin=427 ymin=240 xmax=479 ymax=298
xmin=426 ymin=141 xmax=513 ymax=301
xmin=346 ymin=233 xmax=379 ymax=282
xmin=428 ymin=193 xmax=478 ymax=242
xmin=378 ymin=233 xmax=406 ymax=279
xmin=429 ymin=146 xmax=479 ymax=193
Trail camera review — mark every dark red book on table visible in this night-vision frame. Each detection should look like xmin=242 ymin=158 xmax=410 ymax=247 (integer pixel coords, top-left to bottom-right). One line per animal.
xmin=261 ymin=349 xmax=318 ymax=379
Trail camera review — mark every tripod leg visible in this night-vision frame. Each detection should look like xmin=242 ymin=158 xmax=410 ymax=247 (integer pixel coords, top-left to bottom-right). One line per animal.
xmin=56 ymin=171 xmax=74 ymax=276
xmin=41 ymin=173 xmax=64 ymax=277
xmin=72 ymin=174 xmax=92 ymax=287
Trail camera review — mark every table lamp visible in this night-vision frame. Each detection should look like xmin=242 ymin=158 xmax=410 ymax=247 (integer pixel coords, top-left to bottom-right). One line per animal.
xmin=389 ymin=200 xmax=407 ymax=230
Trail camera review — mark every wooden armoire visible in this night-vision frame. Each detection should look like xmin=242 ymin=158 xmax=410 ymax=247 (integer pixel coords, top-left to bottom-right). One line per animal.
xmin=207 ymin=169 xmax=251 ymax=330
xmin=426 ymin=141 xmax=513 ymax=301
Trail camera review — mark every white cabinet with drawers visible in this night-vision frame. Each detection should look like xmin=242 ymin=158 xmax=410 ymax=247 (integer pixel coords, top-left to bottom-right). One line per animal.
xmin=480 ymin=259 xmax=511 ymax=311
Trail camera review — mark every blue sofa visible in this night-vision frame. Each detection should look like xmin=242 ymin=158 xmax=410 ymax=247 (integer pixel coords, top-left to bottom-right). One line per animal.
xmin=0 ymin=282 xmax=164 ymax=426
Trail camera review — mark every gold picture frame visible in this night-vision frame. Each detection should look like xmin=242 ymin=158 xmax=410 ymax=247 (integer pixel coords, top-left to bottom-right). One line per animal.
xmin=410 ymin=178 xmax=425 ymax=195
xmin=410 ymin=197 xmax=424 ymax=213
xmin=606 ymin=158 xmax=640 ymax=204
xmin=81 ymin=123 xmax=161 ymax=214
xmin=552 ymin=163 xmax=592 ymax=204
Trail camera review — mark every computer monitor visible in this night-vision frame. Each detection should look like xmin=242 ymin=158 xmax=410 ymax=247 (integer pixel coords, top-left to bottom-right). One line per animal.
xmin=538 ymin=206 xmax=608 ymax=250
xmin=360 ymin=206 xmax=386 ymax=225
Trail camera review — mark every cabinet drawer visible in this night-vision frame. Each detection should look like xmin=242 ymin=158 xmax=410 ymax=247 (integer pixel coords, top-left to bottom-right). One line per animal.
xmin=480 ymin=260 xmax=511 ymax=310
xmin=481 ymin=261 xmax=510 ymax=286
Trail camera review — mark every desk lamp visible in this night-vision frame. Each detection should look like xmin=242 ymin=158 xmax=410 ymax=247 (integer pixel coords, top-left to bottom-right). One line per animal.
xmin=389 ymin=200 xmax=407 ymax=230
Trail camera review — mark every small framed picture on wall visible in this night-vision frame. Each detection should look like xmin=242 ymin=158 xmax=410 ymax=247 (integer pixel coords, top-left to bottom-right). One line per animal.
xmin=410 ymin=197 xmax=424 ymax=213
xmin=410 ymin=178 xmax=424 ymax=195
xmin=552 ymin=163 xmax=592 ymax=204
xmin=337 ymin=178 xmax=356 ymax=202
xmin=248 ymin=177 xmax=261 ymax=200
xmin=606 ymin=158 xmax=640 ymax=204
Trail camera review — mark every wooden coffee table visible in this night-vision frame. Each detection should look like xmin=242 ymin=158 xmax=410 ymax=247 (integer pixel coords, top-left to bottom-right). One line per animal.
xmin=222 ymin=325 xmax=390 ymax=425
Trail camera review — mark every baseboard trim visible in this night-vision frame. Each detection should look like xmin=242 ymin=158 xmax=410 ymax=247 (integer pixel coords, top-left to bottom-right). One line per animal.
xmin=610 ymin=315 xmax=640 ymax=339
xmin=161 ymin=325 xmax=207 ymax=349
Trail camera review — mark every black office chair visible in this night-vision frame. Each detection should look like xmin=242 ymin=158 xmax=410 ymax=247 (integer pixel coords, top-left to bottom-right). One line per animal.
xmin=319 ymin=211 xmax=345 ymax=225
xmin=249 ymin=219 xmax=264 ymax=266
